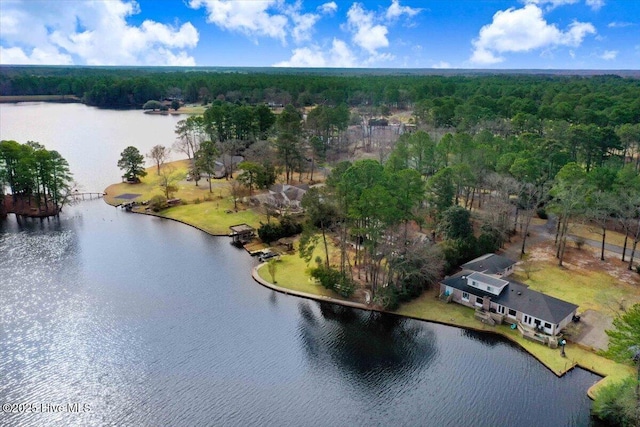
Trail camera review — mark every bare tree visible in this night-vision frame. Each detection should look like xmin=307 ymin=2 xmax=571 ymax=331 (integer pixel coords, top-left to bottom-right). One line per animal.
xmin=158 ymin=165 xmax=179 ymax=199
xmin=518 ymin=183 xmax=548 ymax=257
xmin=147 ymin=145 xmax=170 ymax=175
xmin=229 ymin=179 xmax=243 ymax=211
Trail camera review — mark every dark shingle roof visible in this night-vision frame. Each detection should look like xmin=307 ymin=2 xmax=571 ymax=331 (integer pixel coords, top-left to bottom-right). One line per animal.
xmin=467 ymin=272 xmax=509 ymax=289
xmin=461 ymin=253 xmax=516 ymax=275
xmin=442 ymin=271 xmax=578 ymax=324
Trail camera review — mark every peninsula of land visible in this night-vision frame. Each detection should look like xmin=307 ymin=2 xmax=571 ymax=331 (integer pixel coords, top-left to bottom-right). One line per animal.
xmin=103 ymin=158 xmax=638 ymax=400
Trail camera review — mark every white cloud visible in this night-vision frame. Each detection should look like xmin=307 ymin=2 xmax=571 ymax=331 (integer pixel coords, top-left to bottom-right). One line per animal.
xmin=600 ymin=50 xmax=617 ymax=60
xmin=190 ymin=0 xmax=337 ymax=45
xmin=386 ymin=0 xmax=421 ymax=20
xmin=524 ymin=0 xmax=604 ymax=10
xmin=0 ymin=46 xmax=73 ymax=65
xmin=432 ymin=61 xmax=451 ymax=69
xmin=290 ymin=13 xmax=319 ymax=43
xmin=189 ymin=0 xmax=287 ymax=42
xmin=281 ymin=2 xmax=323 ymax=44
xmin=471 ymin=48 xmax=504 ymax=64
xmin=585 ymin=0 xmax=605 ymax=10
xmin=470 ymin=4 xmax=595 ymax=64
xmin=274 ymin=38 xmax=357 ymax=67
xmin=318 ymin=2 xmax=338 ymax=15
xmin=346 ymin=3 xmax=389 ymax=54
xmin=608 ymin=21 xmax=633 ymax=28
xmin=523 ymin=0 xmax=579 ymax=11
xmin=275 ymin=1 xmax=419 ymax=68
xmin=0 ymin=0 xmax=198 ymax=66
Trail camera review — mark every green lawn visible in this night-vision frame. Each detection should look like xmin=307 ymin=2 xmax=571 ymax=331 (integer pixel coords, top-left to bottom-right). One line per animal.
xmin=256 ymin=239 xmax=343 ymax=298
xmin=512 ymin=262 xmax=640 ymax=314
xmin=104 ymin=159 xmax=264 ymax=235
xmin=161 ymin=201 xmax=261 ymax=235
xmin=570 ymin=223 xmax=629 ymax=249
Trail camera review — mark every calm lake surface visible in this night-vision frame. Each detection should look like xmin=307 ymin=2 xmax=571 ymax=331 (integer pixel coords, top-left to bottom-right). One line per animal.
xmin=0 ymin=103 xmax=599 ymax=426
xmin=0 ymin=102 xmax=182 ymax=191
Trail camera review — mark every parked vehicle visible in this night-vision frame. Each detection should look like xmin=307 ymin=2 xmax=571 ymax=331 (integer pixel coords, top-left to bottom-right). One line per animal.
xmin=258 ymin=250 xmax=280 ymax=263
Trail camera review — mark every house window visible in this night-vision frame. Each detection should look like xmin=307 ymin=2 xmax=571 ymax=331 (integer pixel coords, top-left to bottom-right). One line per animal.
xmin=497 ymin=305 xmax=505 ymax=314
xmin=524 ymin=315 xmax=531 ymax=324
xmin=472 ymin=280 xmax=477 ymax=287
xmin=508 ymin=309 xmax=516 ymax=317
xmin=544 ymin=322 xmax=552 ymax=329
xmin=475 ymin=297 xmax=483 ymax=307
xmin=487 ymin=286 xmax=493 ymax=292
xmin=462 ymin=292 xmax=469 ymax=301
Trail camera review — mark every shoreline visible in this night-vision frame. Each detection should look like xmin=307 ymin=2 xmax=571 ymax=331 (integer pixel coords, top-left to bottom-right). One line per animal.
xmin=101 ymin=194 xmax=633 ymax=401
xmin=0 ymin=96 xmax=206 ymax=115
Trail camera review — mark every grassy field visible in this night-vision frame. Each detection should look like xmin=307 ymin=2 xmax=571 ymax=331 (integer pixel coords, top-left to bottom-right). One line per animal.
xmin=104 ymin=159 xmax=264 ymax=235
xmin=570 ymin=223 xmax=629 ymax=248
xmin=512 ymin=254 xmax=640 ymax=314
xmin=161 ymin=202 xmax=261 ymax=235
xmin=256 ymin=240 xmax=342 ymax=298
xmin=256 ymin=255 xmax=337 ymax=298
xmin=176 ymin=104 xmax=207 ymax=115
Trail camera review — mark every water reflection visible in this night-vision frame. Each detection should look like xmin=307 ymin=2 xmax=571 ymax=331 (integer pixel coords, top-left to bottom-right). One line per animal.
xmin=0 ymin=199 xmax=600 ymax=427
xmin=462 ymin=328 xmax=510 ymax=347
xmin=298 ymin=301 xmax=437 ymax=381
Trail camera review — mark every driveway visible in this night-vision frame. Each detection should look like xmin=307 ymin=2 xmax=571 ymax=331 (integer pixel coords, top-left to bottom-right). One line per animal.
xmin=563 ymin=309 xmax=612 ymax=351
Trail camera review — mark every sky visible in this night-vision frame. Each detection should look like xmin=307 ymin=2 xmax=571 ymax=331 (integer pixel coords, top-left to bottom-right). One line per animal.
xmin=0 ymin=0 xmax=638 ymax=69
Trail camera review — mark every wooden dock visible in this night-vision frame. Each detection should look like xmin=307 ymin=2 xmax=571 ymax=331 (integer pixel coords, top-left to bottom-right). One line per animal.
xmin=72 ymin=192 xmax=104 ymax=200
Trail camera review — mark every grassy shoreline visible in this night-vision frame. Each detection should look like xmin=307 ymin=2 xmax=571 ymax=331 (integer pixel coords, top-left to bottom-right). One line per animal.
xmin=104 ymin=159 xmax=635 ymax=401
xmin=253 ymin=260 xmax=633 ymax=399
xmin=0 ymin=95 xmax=82 ymax=103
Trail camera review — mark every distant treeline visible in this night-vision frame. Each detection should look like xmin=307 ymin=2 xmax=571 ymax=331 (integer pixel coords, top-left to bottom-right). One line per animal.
xmin=0 ymin=66 xmax=638 ymax=127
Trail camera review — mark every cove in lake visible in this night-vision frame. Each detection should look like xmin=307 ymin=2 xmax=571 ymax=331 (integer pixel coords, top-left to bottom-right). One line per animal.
xmin=0 ymin=103 xmax=599 ymax=426
xmin=0 ymin=199 xmax=600 ymax=427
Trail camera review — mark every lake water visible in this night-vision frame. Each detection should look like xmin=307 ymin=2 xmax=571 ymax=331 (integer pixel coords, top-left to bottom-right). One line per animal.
xmin=0 ymin=103 xmax=599 ymax=426
xmin=0 ymin=102 xmax=183 ymax=192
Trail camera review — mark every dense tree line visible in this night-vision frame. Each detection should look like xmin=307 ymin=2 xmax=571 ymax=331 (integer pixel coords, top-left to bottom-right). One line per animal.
xmin=1 ymin=67 xmax=639 ymax=130
xmin=300 ymin=159 xmax=444 ymax=309
xmin=0 ymin=140 xmax=73 ymax=215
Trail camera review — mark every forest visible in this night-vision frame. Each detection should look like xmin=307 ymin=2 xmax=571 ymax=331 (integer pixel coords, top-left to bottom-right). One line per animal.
xmin=2 ymin=66 xmax=640 ymax=424
xmin=1 ymin=66 xmax=639 ymax=130
xmin=0 ymin=140 xmax=73 ymax=218
xmin=2 ymin=67 xmax=640 ymax=280
xmin=147 ymin=74 xmax=640 ymax=312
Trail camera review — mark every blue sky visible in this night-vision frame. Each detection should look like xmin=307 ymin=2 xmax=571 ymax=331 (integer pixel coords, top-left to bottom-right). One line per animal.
xmin=0 ymin=0 xmax=638 ymax=68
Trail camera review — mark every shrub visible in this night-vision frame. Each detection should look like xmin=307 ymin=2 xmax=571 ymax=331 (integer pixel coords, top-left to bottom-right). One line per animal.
xmin=375 ymin=286 xmax=400 ymax=310
xmin=258 ymin=216 xmax=302 ymax=244
xmin=536 ymin=207 xmax=548 ymax=219
xmin=309 ymin=265 xmax=355 ymax=298
xmin=439 ymin=237 xmax=478 ymax=274
xmin=148 ymin=195 xmax=168 ymax=212
xmin=591 ymin=377 xmax=638 ymax=427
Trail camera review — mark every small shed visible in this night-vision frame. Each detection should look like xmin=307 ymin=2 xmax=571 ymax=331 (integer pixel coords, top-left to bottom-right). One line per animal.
xmin=229 ymin=223 xmax=255 ymax=245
